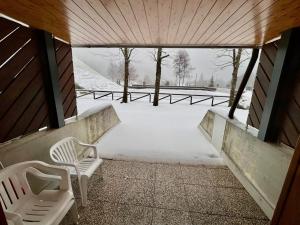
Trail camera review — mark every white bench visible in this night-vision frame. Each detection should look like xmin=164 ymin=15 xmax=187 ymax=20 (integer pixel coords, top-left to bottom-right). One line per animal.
xmin=0 ymin=161 xmax=77 ymax=225
xmin=50 ymin=137 xmax=103 ymax=207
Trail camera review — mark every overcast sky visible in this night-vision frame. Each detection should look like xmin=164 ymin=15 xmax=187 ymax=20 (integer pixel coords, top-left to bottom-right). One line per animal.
xmin=72 ymin=48 xmax=257 ymax=85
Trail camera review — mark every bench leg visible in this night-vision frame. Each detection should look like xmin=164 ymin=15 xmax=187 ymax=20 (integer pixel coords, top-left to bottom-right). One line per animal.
xmin=79 ymin=175 xmax=88 ymax=207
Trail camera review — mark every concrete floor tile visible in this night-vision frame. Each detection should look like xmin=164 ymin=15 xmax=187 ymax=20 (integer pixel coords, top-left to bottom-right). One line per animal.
xmin=77 ymin=201 xmax=116 ymax=225
xmin=152 ymin=208 xmax=192 ymax=225
xmin=100 ymin=160 xmax=133 ymax=179
xmin=88 ymin=176 xmax=129 ymax=203
xmin=208 ymin=168 xmax=243 ymax=188
xmin=154 ymin=180 xmax=188 ymax=210
xmin=220 ymin=187 xmax=267 ymax=219
xmin=180 ymin=166 xmax=212 ymax=186
xmin=185 ymin=185 xmax=227 ymax=214
xmin=110 ymin=204 xmax=153 ymax=225
xmin=119 ymin=179 xmax=155 ymax=207
xmin=130 ymin=161 xmax=156 ymax=180
xmin=156 ymin=163 xmax=182 ymax=181
xmin=190 ymin=213 xmax=269 ymax=225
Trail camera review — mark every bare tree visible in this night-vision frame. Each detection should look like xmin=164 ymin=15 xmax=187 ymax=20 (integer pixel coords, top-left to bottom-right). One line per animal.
xmin=117 ymin=61 xmax=138 ymax=83
xmin=107 ymin=60 xmax=120 ymax=84
xmin=173 ymin=50 xmax=193 ymax=86
xmin=152 ymin=48 xmax=169 ymax=106
xmin=209 ymin=74 xmax=215 ymax=87
xmin=120 ymin=48 xmax=134 ymax=103
xmin=216 ymin=48 xmax=249 ymax=106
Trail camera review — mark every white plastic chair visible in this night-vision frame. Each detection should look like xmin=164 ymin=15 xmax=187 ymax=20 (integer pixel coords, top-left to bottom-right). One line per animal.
xmin=49 ymin=137 xmax=103 ymax=207
xmin=0 ymin=161 xmax=77 ymax=225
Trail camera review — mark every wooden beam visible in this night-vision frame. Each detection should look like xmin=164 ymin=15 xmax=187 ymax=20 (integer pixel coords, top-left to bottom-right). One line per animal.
xmin=270 ymin=137 xmax=300 ymax=225
xmin=0 ymin=203 xmax=7 ymax=225
xmin=37 ymin=30 xmax=65 ymax=128
xmin=258 ymin=28 xmax=300 ymax=141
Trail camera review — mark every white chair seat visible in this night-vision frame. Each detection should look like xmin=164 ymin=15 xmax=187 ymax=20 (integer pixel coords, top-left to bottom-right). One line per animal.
xmin=68 ymin=158 xmax=103 ymax=177
xmin=50 ymin=137 xmax=103 ymax=207
xmin=17 ymin=190 xmax=73 ymax=225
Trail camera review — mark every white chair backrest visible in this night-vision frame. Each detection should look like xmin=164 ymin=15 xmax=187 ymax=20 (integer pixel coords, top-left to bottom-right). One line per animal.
xmin=0 ymin=164 xmax=32 ymax=212
xmin=50 ymin=137 xmax=78 ymax=164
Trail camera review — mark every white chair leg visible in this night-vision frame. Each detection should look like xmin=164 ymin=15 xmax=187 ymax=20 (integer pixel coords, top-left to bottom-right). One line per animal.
xmin=98 ymin=166 xmax=103 ymax=180
xmin=70 ymin=202 xmax=79 ymax=224
xmin=80 ymin=175 xmax=88 ymax=207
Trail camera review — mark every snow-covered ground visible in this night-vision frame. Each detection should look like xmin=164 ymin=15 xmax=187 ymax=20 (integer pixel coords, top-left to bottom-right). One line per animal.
xmin=74 ymin=58 xmax=251 ymax=165
xmin=73 ymin=57 xmax=122 ymax=91
xmin=77 ymin=96 xmax=248 ymax=165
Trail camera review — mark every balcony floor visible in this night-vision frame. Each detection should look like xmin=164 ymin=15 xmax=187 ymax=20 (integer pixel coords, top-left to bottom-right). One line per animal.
xmin=61 ymin=159 xmax=269 ymax=225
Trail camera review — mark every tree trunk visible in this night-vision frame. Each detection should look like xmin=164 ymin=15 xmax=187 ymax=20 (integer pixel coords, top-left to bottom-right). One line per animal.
xmin=122 ymin=48 xmax=129 ymax=103
xmin=229 ymin=48 xmax=242 ymax=107
xmin=153 ymin=48 xmax=162 ymax=106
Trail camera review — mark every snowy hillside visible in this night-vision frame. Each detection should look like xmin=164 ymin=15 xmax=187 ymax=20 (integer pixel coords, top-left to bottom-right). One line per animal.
xmin=73 ymin=57 xmax=122 ymax=91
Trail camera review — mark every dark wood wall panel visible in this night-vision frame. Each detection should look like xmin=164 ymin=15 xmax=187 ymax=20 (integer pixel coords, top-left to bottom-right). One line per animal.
xmin=247 ymin=41 xmax=277 ymax=129
xmin=0 ymin=17 xmax=76 ymax=143
xmin=54 ymin=39 xmax=77 ymax=119
xmin=248 ymin=39 xmax=300 ymax=148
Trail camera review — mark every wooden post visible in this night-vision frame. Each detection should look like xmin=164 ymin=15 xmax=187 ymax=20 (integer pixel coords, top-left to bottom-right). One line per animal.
xmin=258 ymin=28 xmax=300 ymax=141
xmin=270 ymin=137 xmax=300 ymax=225
xmin=0 ymin=203 xmax=8 ymax=225
xmin=37 ymin=30 xmax=65 ymax=128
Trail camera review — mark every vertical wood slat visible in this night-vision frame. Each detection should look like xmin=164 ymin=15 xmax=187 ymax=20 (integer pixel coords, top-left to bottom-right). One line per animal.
xmin=0 ymin=17 xmax=76 ymax=143
xmin=0 ymin=18 xmax=53 ymax=143
xmin=247 ymin=41 xmax=277 ymax=129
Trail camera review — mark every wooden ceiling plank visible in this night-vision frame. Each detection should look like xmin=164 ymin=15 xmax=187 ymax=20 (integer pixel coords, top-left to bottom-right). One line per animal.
xmin=143 ymin=0 xmax=159 ymax=44
xmin=64 ymin=0 xmax=118 ymax=43
xmin=213 ymin=0 xmax=278 ymax=45
xmin=86 ymin=0 xmax=129 ymax=43
xmin=0 ymin=0 xmax=71 ymax=42
xmin=128 ymin=0 xmax=152 ymax=44
xmin=204 ymin=0 xmax=264 ymax=44
xmin=181 ymin=0 xmax=216 ymax=44
xmin=43 ymin=0 xmax=108 ymax=44
xmin=174 ymin=0 xmax=203 ymax=44
xmin=158 ymin=0 xmax=172 ymax=44
xmin=167 ymin=0 xmax=188 ymax=44
xmin=226 ymin=0 xmax=300 ymax=45
xmin=189 ymin=0 xmax=232 ymax=44
xmin=197 ymin=0 xmax=247 ymax=44
xmin=100 ymin=0 xmax=138 ymax=43
xmin=114 ymin=0 xmax=145 ymax=44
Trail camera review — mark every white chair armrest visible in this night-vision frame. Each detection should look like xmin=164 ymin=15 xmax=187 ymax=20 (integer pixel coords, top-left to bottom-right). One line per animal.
xmin=29 ymin=161 xmax=71 ymax=191
xmin=73 ymin=139 xmax=99 ymax=159
xmin=5 ymin=211 xmax=23 ymax=225
xmin=26 ymin=167 xmax=62 ymax=183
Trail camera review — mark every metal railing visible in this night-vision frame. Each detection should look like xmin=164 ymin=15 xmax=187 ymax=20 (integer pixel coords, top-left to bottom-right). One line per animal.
xmin=75 ymin=89 xmax=230 ymax=106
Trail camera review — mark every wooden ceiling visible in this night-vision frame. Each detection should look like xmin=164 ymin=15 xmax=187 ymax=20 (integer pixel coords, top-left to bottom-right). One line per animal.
xmin=1 ymin=0 xmax=300 ymax=47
